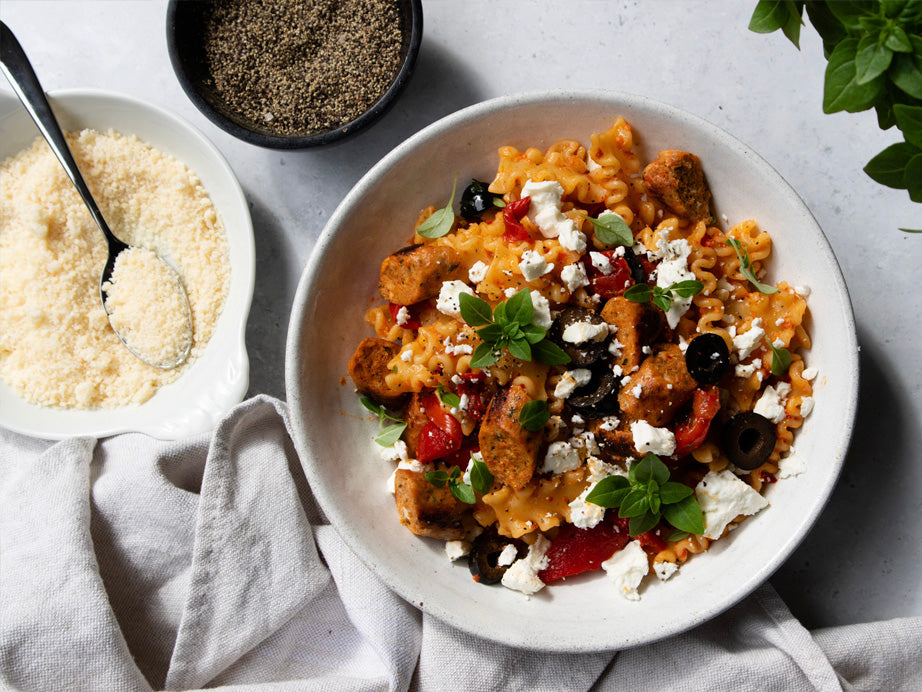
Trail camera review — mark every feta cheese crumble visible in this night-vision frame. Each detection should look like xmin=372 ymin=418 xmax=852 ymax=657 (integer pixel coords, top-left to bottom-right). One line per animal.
xmin=530 ymin=290 xmax=553 ymax=330
xmin=630 ymin=419 xmax=676 ymax=456
xmin=553 ymin=368 xmax=592 ymax=399
xmin=695 ymin=469 xmax=769 ymax=539
xmin=569 ymin=486 xmax=606 ymax=529
xmin=541 ymin=440 xmax=582 ymax=473
xmin=518 ymin=250 xmax=554 ymax=280
xmin=653 ymin=560 xmax=679 ymax=582
xmin=650 ymin=232 xmax=696 ymax=329
xmin=497 ymin=544 xmax=518 ymax=567
xmin=562 ymin=320 xmax=608 ymax=344
xmin=753 ymin=382 xmax=791 ymax=423
xmin=468 ymin=260 xmax=489 ymax=283
xmin=733 ymin=318 xmax=765 ymax=360
xmin=436 ymin=280 xmax=474 ymax=318
xmin=561 ymin=263 xmax=590 ymax=292
xmin=501 ymin=534 xmax=551 ymax=595
xmin=445 ymin=540 xmax=471 ymax=562
xmin=601 ymin=540 xmax=649 ymax=601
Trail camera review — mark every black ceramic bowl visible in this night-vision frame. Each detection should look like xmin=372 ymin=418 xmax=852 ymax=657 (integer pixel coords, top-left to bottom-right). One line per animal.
xmin=166 ymin=0 xmax=422 ymax=149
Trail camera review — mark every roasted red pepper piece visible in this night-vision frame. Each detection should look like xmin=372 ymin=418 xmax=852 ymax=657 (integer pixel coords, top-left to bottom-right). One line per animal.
xmin=584 ymin=251 xmax=635 ymax=299
xmin=457 ymin=372 xmax=487 ymax=422
xmin=502 ymin=196 xmax=532 ymax=242
xmin=538 ymin=514 xmax=630 ymax=583
xmin=416 ymin=394 xmax=463 ymax=463
xmin=388 ymin=302 xmax=422 ymax=330
xmin=673 ymin=385 xmax=721 ymax=457
xmin=634 ymin=527 xmax=668 ymax=554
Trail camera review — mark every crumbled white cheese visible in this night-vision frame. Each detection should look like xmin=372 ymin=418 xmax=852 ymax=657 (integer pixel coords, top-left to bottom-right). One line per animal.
xmin=589 ymin=251 xmax=613 ymax=274
xmin=630 ymin=419 xmax=676 ymax=456
xmin=754 ymin=382 xmax=791 ymax=423
xmin=387 ymin=459 xmax=426 ymax=494
xmin=518 ymin=250 xmax=553 ymax=280
xmin=570 ymin=431 xmax=600 ymax=456
xmin=732 ymin=318 xmax=765 ymax=360
xmin=436 ymin=280 xmax=474 ymax=318
xmin=650 ymin=232 xmax=695 ymax=329
xmin=395 ymin=306 xmax=411 ymax=327
xmin=601 ymin=540 xmax=649 ymax=601
xmin=801 ymin=366 xmax=818 ymax=381
xmin=799 ymin=396 xmax=814 ymax=417
xmin=541 ymin=440 xmax=583 ymax=474
xmin=598 ymin=415 xmax=620 ymax=432
xmin=569 ymin=486 xmax=606 ymax=529
xmin=735 ymin=359 xmax=760 ymax=378
xmin=794 ymin=285 xmax=811 ymax=297
xmin=501 ymin=534 xmax=551 ymax=595
xmin=695 ymin=469 xmax=769 ymax=539
xmin=653 ymin=560 xmax=678 ymax=582
xmin=562 ymin=320 xmax=608 ymax=344
xmin=444 ymin=342 xmax=473 ymax=356
xmin=561 ymin=263 xmax=590 ymax=292
xmin=520 ymin=180 xmax=586 ymax=252
xmin=468 ymin=260 xmax=489 ymax=283
xmin=530 ymin=290 xmax=553 ymax=330
xmin=445 ymin=540 xmax=471 ymax=562
xmin=497 ymin=544 xmax=518 ymax=567
xmin=777 ymin=450 xmax=807 ymax=479
xmin=379 ymin=440 xmax=409 ymax=463
xmin=400 ymin=349 xmax=413 ymax=362
xmin=586 ymin=456 xmax=627 ymax=483
xmin=553 ymin=368 xmax=592 ymax=399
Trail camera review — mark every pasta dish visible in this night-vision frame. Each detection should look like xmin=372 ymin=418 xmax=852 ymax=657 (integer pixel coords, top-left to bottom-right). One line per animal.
xmin=348 ymin=118 xmax=813 ymax=599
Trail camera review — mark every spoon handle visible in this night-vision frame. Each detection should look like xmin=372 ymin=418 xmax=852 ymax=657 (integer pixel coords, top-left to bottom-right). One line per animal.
xmin=0 ymin=21 xmax=125 ymax=254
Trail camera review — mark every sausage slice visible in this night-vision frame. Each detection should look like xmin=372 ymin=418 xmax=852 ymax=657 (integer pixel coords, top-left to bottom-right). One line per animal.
xmin=618 ymin=344 xmax=696 ymax=426
xmin=378 ymin=244 xmax=463 ymax=305
xmin=347 ymin=337 xmax=406 ymax=405
xmin=642 ymin=150 xmax=712 ymax=222
xmin=478 ymin=384 xmax=541 ymax=490
xmin=394 ymin=468 xmax=467 ymax=540
xmin=600 ymin=296 xmax=665 ymax=373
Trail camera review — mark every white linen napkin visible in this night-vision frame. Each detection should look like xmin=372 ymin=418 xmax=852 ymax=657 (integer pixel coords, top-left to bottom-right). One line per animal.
xmin=1 ymin=395 xmax=920 ymax=691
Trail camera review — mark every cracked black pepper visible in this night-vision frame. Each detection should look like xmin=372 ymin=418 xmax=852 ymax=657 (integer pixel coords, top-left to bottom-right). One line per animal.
xmin=202 ymin=0 xmax=405 ymax=136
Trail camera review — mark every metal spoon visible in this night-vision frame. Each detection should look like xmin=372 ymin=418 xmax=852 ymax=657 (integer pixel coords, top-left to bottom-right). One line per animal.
xmin=0 ymin=21 xmax=192 ymax=369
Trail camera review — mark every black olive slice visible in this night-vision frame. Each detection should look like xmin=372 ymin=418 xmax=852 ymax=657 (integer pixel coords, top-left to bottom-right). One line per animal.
xmin=623 ymin=247 xmax=647 ymax=285
xmin=685 ymin=333 xmax=731 ymax=385
xmin=548 ymin=306 xmax=610 ymax=366
xmin=722 ymin=411 xmax=776 ymax=470
xmin=460 ymin=179 xmax=497 ymax=220
xmin=468 ymin=532 xmax=524 ymax=585
xmin=568 ymin=367 xmax=620 ymax=417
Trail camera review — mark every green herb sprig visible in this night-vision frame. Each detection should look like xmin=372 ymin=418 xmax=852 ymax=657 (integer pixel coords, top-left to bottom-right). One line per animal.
xmin=435 ymin=385 xmax=461 ymax=410
xmin=584 ymin=211 xmax=634 ymax=246
xmin=425 ymin=454 xmax=494 ymax=504
xmin=417 ymin=177 xmax=458 ymax=239
xmin=518 ymin=399 xmax=550 ymax=431
xmin=459 ymin=289 xmax=570 ymax=368
xmin=726 ymin=238 xmax=778 ymax=294
xmin=359 ymin=396 xmax=407 ymax=447
xmin=623 ymin=279 xmax=703 ymax=313
xmin=767 ymin=338 xmax=792 ymax=376
xmin=586 ymin=453 xmax=705 ymax=537
xmin=749 ymin=1 xmax=922 ymax=232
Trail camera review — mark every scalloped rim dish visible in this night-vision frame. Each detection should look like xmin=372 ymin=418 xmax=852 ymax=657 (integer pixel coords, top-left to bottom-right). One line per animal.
xmin=287 ymin=90 xmax=857 ymax=651
xmin=0 ymin=89 xmax=253 ymax=440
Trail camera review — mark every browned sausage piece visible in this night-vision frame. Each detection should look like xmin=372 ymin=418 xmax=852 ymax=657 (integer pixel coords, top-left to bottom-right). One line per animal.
xmin=600 ymin=296 xmax=665 ymax=373
xmin=618 ymin=344 xmax=697 ymax=426
xmin=588 ymin=420 xmax=636 ymax=460
xmin=642 ymin=150 xmax=712 ymax=222
xmin=478 ymin=384 xmax=541 ymax=490
xmin=393 ymin=468 xmax=467 ymax=540
xmin=378 ymin=243 xmax=463 ymax=306
xmin=402 ymin=390 xmax=428 ymax=458
xmin=347 ymin=337 xmax=406 ymax=406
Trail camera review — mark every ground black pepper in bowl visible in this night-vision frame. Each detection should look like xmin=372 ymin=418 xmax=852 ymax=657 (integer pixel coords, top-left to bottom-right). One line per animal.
xmin=167 ymin=0 xmax=422 ymax=148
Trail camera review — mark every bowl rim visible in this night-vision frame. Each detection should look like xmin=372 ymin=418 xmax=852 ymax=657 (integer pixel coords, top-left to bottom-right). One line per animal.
xmin=285 ymin=88 xmax=859 ymax=650
xmin=0 ymin=87 xmax=254 ymax=440
xmin=165 ymin=0 xmax=424 ymax=150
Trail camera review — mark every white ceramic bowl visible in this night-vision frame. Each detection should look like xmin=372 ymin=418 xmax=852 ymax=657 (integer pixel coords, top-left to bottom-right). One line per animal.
xmin=285 ymin=90 xmax=858 ymax=650
xmin=0 ymin=89 xmax=254 ymax=440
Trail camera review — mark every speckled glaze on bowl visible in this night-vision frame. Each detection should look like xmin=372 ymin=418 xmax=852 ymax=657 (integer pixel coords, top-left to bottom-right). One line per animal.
xmin=285 ymin=90 xmax=858 ymax=651
xmin=0 ymin=89 xmax=253 ymax=440
xmin=166 ymin=0 xmax=423 ymax=149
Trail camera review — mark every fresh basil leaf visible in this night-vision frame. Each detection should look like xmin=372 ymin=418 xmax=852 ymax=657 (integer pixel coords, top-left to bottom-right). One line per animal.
xmin=470 ymin=342 xmax=499 ymax=368
xmin=666 ymin=529 xmax=689 ymax=542
xmin=827 ymin=1 xmax=877 ymax=33
xmin=425 ymin=470 xmax=449 ymax=487
xmin=476 ymin=322 xmax=505 ymax=343
xmin=906 ymin=154 xmax=922 ymax=203
xmin=520 ymin=323 xmax=547 ymax=344
xmin=895 ymin=105 xmax=922 ymax=149
xmin=458 ymin=292 xmax=493 ymax=327
xmin=492 ymin=299 xmax=509 ymax=327
xmin=531 ymin=338 xmax=571 ymax=365
xmin=823 ymin=39 xmax=886 ymax=114
xmin=623 ymin=283 xmax=652 ymax=303
xmin=359 ymin=396 xmax=383 ymax=415
xmin=416 ymin=179 xmax=458 ymax=238
xmin=652 ymin=293 xmax=672 ymax=313
xmin=585 ymin=475 xmax=631 ymax=508
xmin=469 ymin=456 xmax=494 ymax=495
xmin=660 ymin=481 xmax=694 ymax=504
xmin=450 ymin=482 xmax=477 ymax=504
xmin=648 ymin=488 xmax=661 ymax=516
xmin=769 ymin=341 xmax=792 ymax=376
xmin=726 ymin=239 xmax=779 ymax=294
xmin=779 ymin=0 xmax=804 ymax=48
xmin=890 ymin=50 xmax=922 ymax=100
xmin=504 ymin=289 xmax=533 ymax=327
xmin=748 ymin=0 xmax=792 ymax=34
xmin=518 ymin=399 xmax=550 ymax=432
xmin=375 ymin=422 xmax=407 ymax=447
xmin=436 ymin=387 xmax=461 ymax=409
xmin=855 ymin=35 xmax=893 ymax=84
xmin=663 ymin=494 xmax=705 ymax=535
xmin=589 ymin=211 xmax=634 ymax=246
xmin=619 ymin=488 xmax=650 ymax=518
xmin=670 ymin=279 xmax=704 ymax=298
xmin=884 ymin=24 xmax=912 ymax=53
xmin=628 ymin=511 xmax=660 ymax=537
xmin=864 ymin=141 xmax=919 ymax=187
xmin=805 ymin=2 xmax=847 ymax=55
xmin=507 ymin=337 xmax=532 ymax=362
xmin=492 ymin=197 xmax=507 ymax=209
xmin=900 ymin=228 xmax=922 ymax=233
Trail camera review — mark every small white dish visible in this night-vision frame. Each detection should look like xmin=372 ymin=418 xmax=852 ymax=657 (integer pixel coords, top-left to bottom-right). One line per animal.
xmin=285 ymin=90 xmax=858 ymax=650
xmin=0 ymin=89 xmax=254 ymax=440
